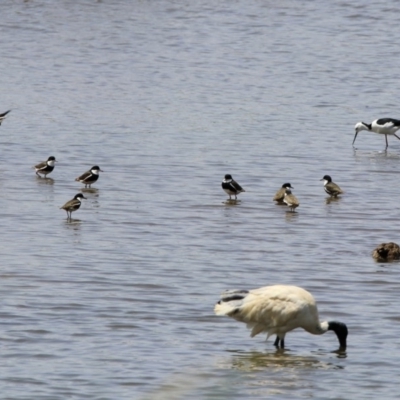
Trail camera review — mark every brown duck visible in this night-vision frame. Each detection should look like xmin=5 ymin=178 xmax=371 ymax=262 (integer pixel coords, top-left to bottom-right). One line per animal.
xmin=372 ymin=242 xmax=400 ymax=262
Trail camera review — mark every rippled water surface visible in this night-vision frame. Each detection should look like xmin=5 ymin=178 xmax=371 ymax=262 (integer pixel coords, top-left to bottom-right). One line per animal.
xmin=2 ymin=0 xmax=400 ymax=398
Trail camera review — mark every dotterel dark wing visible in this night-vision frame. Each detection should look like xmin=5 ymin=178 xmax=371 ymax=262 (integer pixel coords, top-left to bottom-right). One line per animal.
xmin=76 ymin=170 xmax=91 ymax=182
xmin=230 ymin=179 xmax=244 ymax=192
xmin=34 ymin=160 xmax=48 ymax=171
xmin=60 ymin=198 xmax=81 ymax=211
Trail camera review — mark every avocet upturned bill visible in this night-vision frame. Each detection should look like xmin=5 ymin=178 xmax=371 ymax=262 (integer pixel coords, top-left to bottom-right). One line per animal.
xmin=353 ymin=118 xmax=400 ymax=149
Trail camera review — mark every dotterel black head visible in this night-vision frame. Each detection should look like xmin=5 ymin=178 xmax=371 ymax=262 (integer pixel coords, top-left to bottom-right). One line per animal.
xmin=321 ymin=175 xmax=332 ymax=183
xmin=91 ymin=166 xmax=103 ymax=173
xmin=74 ymin=193 xmax=87 ymax=201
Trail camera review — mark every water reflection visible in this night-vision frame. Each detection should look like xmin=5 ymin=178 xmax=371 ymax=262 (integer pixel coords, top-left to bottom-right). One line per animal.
xmin=138 ymin=371 xmax=204 ymax=400
xmin=223 ymin=350 xmax=343 ymax=372
xmin=63 ymin=219 xmax=83 ymax=231
xmin=332 ymin=349 xmax=347 ymax=359
xmin=353 ymin=148 xmax=400 ymax=159
xmin=325 ymin=196 xmax=342 ymax=205
xmin=222 ymin=199 xmax=242 ymax=206
xmin=81 ymin=188 xmax=99 ymax=195
xmin=35 ymin=177 xmax=55 ymax=185
xmin=285 ymin=211 xmax=299 ymax=222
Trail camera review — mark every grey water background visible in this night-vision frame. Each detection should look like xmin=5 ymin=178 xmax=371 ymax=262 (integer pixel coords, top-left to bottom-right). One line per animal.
xmin=1 ymin=0 xmax=400 ymax=398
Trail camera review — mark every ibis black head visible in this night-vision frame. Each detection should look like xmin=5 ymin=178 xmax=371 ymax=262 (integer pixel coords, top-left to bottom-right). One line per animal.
xmin=328 ymin=321 xmax=348 ymax=349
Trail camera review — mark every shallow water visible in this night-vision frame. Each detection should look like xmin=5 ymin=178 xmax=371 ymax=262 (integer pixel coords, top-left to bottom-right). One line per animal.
xmin=1 ymin=0 xmax=400 ymax=399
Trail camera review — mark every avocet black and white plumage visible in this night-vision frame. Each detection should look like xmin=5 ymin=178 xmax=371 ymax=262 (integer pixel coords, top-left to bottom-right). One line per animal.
xmin=214 ymin=285 xmax=348 ymax=350
xmin=60 ymin=193 xmax=87 ymax=220
xmin=75 ymin=165 xmax=103 ymax=188
xmin=283 ymin=189 xmax=299 ymax=212
xmin=221 ymin=174 xmax=245 ymax=200
xmin=353 ymin=118 xmax=400 ymax=149
xmin=273 ymin=183 xmax=293 ymax=203
xmin=321 ymin=175 xmax=343 ymax=197
xmin=0 ymin=110 xmax=11 ymax=126
xmin=33 ymin=156 xmax=57 ymax=178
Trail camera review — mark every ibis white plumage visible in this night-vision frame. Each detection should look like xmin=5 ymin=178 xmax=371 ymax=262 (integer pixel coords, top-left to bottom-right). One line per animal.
xmin=214 ymin=285 xmax=348 ymax=350
xmin=353 ymin=118 xmax=400 ymax=149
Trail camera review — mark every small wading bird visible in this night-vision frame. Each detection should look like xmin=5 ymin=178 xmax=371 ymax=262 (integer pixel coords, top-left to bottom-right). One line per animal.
xmin=75 ymin=165 xmax=103 ymax=188
xmin=214 ymin=285 xmax=348 ymax=350
xmin=33 ymin=156 xmax=57 ymax=178
xmin=353 ymin=118 xmax=400 ymax=149
xmin=321 ymin=175 xmax=343 ymax=197
xmin=0 ymin=110 xmax=11 ymax=125
xmin=60 ymin=193 xmax=86 ymax=220
xmin=283 ymin=189 xmax=299 ymax=212
xmin=372 ymin=242 xmax=400 ymax=262
xmin=221 ymin=174 xmax=245 ymax=200
xmin=273 ymin=183 xmax=293 ymax=204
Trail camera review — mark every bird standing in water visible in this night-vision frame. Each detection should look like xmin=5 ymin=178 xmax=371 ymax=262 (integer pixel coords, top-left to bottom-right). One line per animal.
xmin=274 ymin=183 xmax=293 ymax=204
xmin=221 ymin=174 xmax=245 ymax=200
xmin=353 ymin=118 xmax=400 ymax=149
xmin=34 ymin=156 xmax=57 ymax=178
xmin=75 ymin=165 xmax=103 ymax=188
xmin=214 ymin=284 xmax=348 ymax=350
xmin=60 ymin=193 xmax=87 ymax=220
xmin=283 ymin=189 xmax=299 ymax=212
xmin=321 ymin=175 xmax=343 ymax=197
